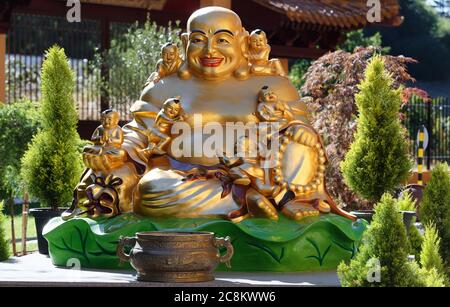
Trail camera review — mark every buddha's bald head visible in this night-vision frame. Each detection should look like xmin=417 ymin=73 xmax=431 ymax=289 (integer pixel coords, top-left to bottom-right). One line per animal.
xmin=187 ymin=6 xmax=243 ymax=34
xmin=181 ymin=6 xmax=249 ymax=81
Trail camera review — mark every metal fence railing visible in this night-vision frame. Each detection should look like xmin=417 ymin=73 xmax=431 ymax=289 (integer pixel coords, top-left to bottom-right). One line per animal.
xmin=402 ymin=96 xmax=450 ymax=167
xmin=6 ymin=13 xmax=133 ymax=121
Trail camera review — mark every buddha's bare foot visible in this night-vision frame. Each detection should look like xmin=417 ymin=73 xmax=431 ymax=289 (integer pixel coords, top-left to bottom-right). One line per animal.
xmin=282 ymin=201 xmax=319 ymax=221
xmin=247 ymin=198 xmax=278 ymax=221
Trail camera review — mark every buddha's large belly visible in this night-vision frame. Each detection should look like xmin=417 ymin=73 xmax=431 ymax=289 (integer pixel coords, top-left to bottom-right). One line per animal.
xmin=167 ymin=122 xmax=260 ymax=166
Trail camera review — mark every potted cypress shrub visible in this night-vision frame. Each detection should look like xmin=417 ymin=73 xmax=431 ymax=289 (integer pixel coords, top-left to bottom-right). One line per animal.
xmin=338 ymin=194 xmax=423 ymax=287
xmin=341 ymin=55 xmax=413 ymax=223
xmin=419 ymin=163 xmax=450 ymax=269
xmin=21 ymin=46 xmax=83 ymax=254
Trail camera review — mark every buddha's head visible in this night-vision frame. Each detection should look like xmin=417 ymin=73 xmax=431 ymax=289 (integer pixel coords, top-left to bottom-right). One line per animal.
xmin=179 ymin=6 xmax=249 ymax=81
xmin=249 ymin=29 xmax=268 ymax=51
xmin=101 ymin=109 xmax=119 ymax=129
xmin=161 ymin=43 xmax=179 ymax=64
xmin=162 ymin=97 xmax=182 ymax=119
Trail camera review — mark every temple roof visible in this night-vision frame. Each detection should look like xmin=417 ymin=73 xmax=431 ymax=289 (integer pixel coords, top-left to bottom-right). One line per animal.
xmin=78 ymin=0 xmax=403 ymax=29
xmin=252 ymin=0 xmax=403 ymax=29
xmin=79 ymin=0 xmax=167 ymax=10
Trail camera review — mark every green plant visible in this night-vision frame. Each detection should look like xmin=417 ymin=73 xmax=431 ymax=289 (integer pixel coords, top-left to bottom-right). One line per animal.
xmin=0 ymin=201 xmax=10 ymax=261
xmin=420 ymin=223 xmax=445 ymax=272
xmin=366 ymin=0 xmax=450 ymax=81
xmin=301 ymin=47 xmax=416 ymax=210
xmin=419 ymin=223 xmax=447 ymax=287
xmin=397 ymin=192 xmax=423 ymax=259
xmin=92 ymin=17 xmax=181 ymax=105
xmin=21 ymin=46 xmax=83 ymax=210
xmin=420 ymin=267 xmax=446 ymax=287
xmin=0 ymin=100 xmax=41 ymax=200
xmin=338 ymin=193 xmax=423 ymax=287
xmin=419 ymin=163 xmax=450 ymax=267
xmin=408 ymin=223 xmax=423 ymax=261
xmin=341 ymin=56 xmax=412 ymax=203
xmin=337 ymin=30 xmax=390 ymax=54
xmin=397 ymin=192 xmax=416 ymax=211
xmin=289 ymin=59 xmax=311 ymax=90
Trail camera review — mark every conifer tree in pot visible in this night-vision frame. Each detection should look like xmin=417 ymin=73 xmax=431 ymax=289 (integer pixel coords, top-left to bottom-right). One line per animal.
xmin=341 ymin=55 xmax=413 ymax=223
xmin=338 ymin=194 xmax=423 ymax=287
xmin=21 ymin=46 xmax=83 ymax=254
xmin=419 ymin=163 xmax=450 ymax=269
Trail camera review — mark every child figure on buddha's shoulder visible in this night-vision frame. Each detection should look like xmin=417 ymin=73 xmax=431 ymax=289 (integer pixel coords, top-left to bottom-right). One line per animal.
xmin=248 ymin=29 xmax=286 ymax=78
xmin=145 ymin=43 xmax=183 ymax=86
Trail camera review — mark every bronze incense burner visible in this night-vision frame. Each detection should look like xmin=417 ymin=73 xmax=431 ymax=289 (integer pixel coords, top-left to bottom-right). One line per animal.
xmin=117 ymin=231 xmax=234 ymax=282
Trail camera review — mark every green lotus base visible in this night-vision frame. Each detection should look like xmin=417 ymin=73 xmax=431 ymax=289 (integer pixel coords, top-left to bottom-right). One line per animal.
xmin=43 ymin=213 xmax=367 ymax=272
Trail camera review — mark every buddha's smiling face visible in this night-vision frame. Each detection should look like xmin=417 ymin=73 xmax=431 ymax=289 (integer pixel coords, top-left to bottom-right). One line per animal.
xmin=185 ymin=7 xmax=245 ymax=80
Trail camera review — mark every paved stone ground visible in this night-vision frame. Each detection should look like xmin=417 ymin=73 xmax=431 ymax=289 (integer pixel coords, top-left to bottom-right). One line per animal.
xmin=0 ymin=253 xmax=340 ymax=287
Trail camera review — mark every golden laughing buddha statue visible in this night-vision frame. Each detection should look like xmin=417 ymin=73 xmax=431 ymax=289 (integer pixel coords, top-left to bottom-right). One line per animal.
xmin=47 ymin=6 xmax=364 ymax=272
xmin=125 ymin=6 xmax=353 ymax=221
xmin=67 ymin=6 xmax=355 ymax=222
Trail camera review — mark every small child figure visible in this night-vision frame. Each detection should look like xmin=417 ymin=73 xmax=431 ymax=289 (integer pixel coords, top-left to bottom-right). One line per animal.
xmin=255 ymin=86 xmax=294 ymax=123
xmin=219 ymin=136 xmax=279 ymax=222
xmin=144 ymin=43 xmax=183 ymax=86
xmin=141 ymin=97 xmax=185 ymax=157
xmin=248 ymin=29 xmax=286 ymax=77
xmin=84 ymin=109 xmax=123 ymax=155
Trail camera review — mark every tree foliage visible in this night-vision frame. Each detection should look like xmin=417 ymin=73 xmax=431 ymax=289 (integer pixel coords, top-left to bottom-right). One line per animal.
xmin=338 ymin=194 xmax=423 ymax=287
xmin=419 ymin=223 xmax=447 ymax=286
xmin=337 ymin=30 xmax=390 ymax=54
xmin=341 ymin=55 xmax=412 ymax=202
xmin=0 ymin=201 xmax=9 ymax=261
xmin=290 ymin=30 xmax=387 ymax=91
xmin=0 ymin=100 xmax=41 ymax=199
xmin=408 ymin=223 xmax=424 ymax=261
xmin=301 ymin=47 xmax=416 ymax=209
xmin=366 ymin=0 xmax=450 ymax=81
xmin=21 ymin=46 xmax=83 ymax=210
xmin=420 ymin=223 xmax=445 ymax=272
xmin=419 ymin=163 xmax=450 ymax=267
xmin=93 ymin=18 xmax=181 ymax=105
xmin=397 ymin=192 xmax=423 ymax=259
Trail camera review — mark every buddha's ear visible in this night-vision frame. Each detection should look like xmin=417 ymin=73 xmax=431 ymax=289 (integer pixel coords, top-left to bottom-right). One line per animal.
xmin=240 ymin=28 xmax=250 ymax=59
xmin=177 ymin=32 xmax=191 ymax=79
xmin=181 ymin=32 xmax=189 ymax=54
xmin=234 ymin=28 xmax=250 ymax=80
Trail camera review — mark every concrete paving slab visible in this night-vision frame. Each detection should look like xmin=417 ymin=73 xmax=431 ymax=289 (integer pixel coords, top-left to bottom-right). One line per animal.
xmin=0 ymin=253 xmax=340 ymax=287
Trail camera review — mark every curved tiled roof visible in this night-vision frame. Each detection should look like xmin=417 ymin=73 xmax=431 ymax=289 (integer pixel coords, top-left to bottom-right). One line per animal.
xmin=253 ymin=0 xmax=403 ymax=28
